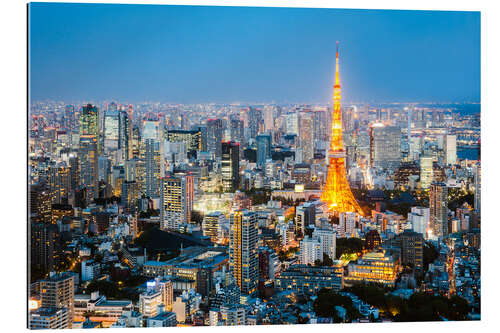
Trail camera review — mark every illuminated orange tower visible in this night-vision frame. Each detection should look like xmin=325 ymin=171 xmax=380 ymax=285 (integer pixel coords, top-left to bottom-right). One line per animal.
xmin=320 ymin=42 xmax=363 ymax=215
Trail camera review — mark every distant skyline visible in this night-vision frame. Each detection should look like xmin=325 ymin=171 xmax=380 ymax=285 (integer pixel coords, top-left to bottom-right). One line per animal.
xmin=29 ymin=3 xmax=480 ymax=104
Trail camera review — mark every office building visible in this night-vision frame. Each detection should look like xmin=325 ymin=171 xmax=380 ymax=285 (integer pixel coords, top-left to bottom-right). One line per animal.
xmin=202 ymin=212 xmax=225 ymax=242
xmin=475 ymin=163 xmax=481 ymax=215
xmin=104 ymin=109 xmax=120 ymax=151
xmin=165 ymin=128 xmax=203 ymax=159
xmin=160 ymin=174 xmax=194 ymax=230
xmin=369 ymin=124 xmax=402 ymax=170
xmin=399 ymin=230 xmax=424 ymax=272
xmin=295 ymin=202 xmax=316 ymax=234
xmin=39 ymin=272 xmax=75 ymax=328
xmin=229 ymin=210 xmax=258 ymax=295
xmin=276 ymin=265 xmax=343 ymax=294
xmin=312 ymin=227 xmax=337 ymax=260
xmin=299 ymin=113 xmax=314 ymax=163
xmin=221 ymin=141 xmax=240 ymax=192
xmin=79 ymin=104 xmax=99 ymax=138
xmin=420 ymin=156 xmax=434 ymax=189
xmin=78 ymin=135 xmax=98 ymax=200
xmin=299 ymin=236 xmax=321 ymax=265
xmin=256 ymin=134 xmax=271 ymax=167
xmin=139 ymin=290 xmax=163 ymax=318
xmin=229 ymin=117 xmax=244 ymax=145
xmin=30 ymin=307 xmax=70 ymax=329
xmin=430 ymin=182 xmax=448 ymax=238
xmin=207 ymin=118 xmax=223 ymax=159
xmin=172 ymin=289 xmax=202 ymax=323
xmin=408 ymin=206 xmax=430 ymax=237
xmin=147 ymin=311 xmax=177 ymax=327
xmin=118 ymin=108 xmax=132 ymax=160
xmin=220 ymin=305 xmax=247 ymax=326
xmin=346 ymin=251 xmax=398 ymax=287
xmin=444 ymin=134 xmax=457 ymax=165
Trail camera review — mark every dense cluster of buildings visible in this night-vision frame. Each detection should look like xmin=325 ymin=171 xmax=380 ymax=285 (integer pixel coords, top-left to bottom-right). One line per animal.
xmin=29 ymin=50 xmax=480 ymax=327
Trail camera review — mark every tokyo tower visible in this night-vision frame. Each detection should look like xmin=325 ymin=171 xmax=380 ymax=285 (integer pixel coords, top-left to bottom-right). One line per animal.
xmin=320 ymin=42 xmax=363 ymax=215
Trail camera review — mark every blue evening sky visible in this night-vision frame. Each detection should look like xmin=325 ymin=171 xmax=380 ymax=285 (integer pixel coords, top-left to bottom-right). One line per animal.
xmin=29 ymin=3 xmax=480 ymax=103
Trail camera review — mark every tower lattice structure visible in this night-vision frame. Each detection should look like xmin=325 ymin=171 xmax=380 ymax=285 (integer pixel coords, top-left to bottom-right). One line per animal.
xmin=320 ymin=42 xmax=363 ymax=215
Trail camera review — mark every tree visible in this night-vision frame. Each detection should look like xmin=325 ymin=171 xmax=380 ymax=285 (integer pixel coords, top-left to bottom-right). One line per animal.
xmin=313 ymin=288 xmax=361 ymax=322
xmin=190 ymin=210 xmax=204 ymax=224
xmin=322 ymin=253 xmax=334 ymax=266
xmin=336 ymin=237 xmax=365 ymax=258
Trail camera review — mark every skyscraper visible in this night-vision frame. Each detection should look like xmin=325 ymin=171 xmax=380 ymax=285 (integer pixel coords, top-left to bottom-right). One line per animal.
xmin=207 ymin=118 xmax=223 ymax=159
xmin=142 ymin=115 xmax=164 ymax=198
xmin=104 ymin=109 xmax=120 ymax=151
xmin=160 ymin=174 xmax=193 ymax=230
xmin=78 ymin=135 xmax=98 ymax=200
xmin=229 ymin=210 xmax=258 ymax=295
xmin=299 ymin=113 xmax=314 ymax=163
xmin=420 ymin=156 xmax=433 ymax=189
xmin=320 ymin=43 xmax=363 ymax=215
xmin=444 ymin=134 xmax=457 ymax=166
xmin=229 ymin=117 xmax=244 ymax=145
xmin=221 ymin=141 xmax=240 ymax=192
xmin=247 ymin=108 xmax=263 ymax=139
xmin=118 ymin=108 xmax=132 ymax=160
xmin=263 ymin=105 xmax=275 ymax=132
xmin=430 ymin=182 xmax=448 ymax=238
xmin=369 ymin=124 xmax=402 ymax=170
xmin=474 ymin=163 xmax=481 ymax=215
xmin=256 ymin=134 xmax=271 ymax=167
xmin=79 ymin=104 xmax=99 ymax=138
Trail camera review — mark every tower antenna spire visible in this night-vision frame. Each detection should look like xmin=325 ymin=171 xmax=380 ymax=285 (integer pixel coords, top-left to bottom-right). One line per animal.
xmin=321 ymin=42 xmax=363 ymax=216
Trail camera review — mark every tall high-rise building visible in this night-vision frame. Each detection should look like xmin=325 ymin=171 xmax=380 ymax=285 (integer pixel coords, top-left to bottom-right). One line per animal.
xmin=420 ymin=156 xmax=434 ymax=189
xmin=104 ymin=109 xmax=120 ymax=151
xmin=79 ymin=104 xmax=99 ymax=138
xmin=342 ymin=106 xmax=356 ymax=133
xmin=229 ymin=210 xmax=258 ymax=295
xmin=207 ymin=119 xmax=224 ymax=159
xmin=444 ymin=134 xmax=457 ymax=166
xmin=299 ymin=113 xmax=314 ymax=163
xmin=369 ymin=124 xmax=402 ymax=170
xmin=118 ymin=108 xmax=132 ymax=160
xmin=312 ymin=108 xmax=329 ymax=142
xmin=285 ymin=113 xmax=299 ymax=135
xmin=399 ymin=229 xmax=424 ymax=272
xmin=430 ymin=182 xmax=448 ymax=238
xmin=39 ymin=272 xmax=75 ymax=328
xmin=320 ymin=43 xmax=363 ymax=215
xmin=263 ymin=106 xmax=275 ymax=132
xmin=142 ymin=115 xmax=164 ymax=198
xmin=229 ymin=117 xmax=244 ymax=145
xmin=247 ymin=108 xmax=263 ymax=139
xmin=256 ymin=134 xmax=271 ymax=167
xmin=474 ymin=163 xmax=481 ymax=215
xmin=160 ymin=174 xmax=193 ymax=230
xmin=221 ymin=141 xmax=240 ymax=192
xmin=78 ymin=135 xmax=98 ymax=200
